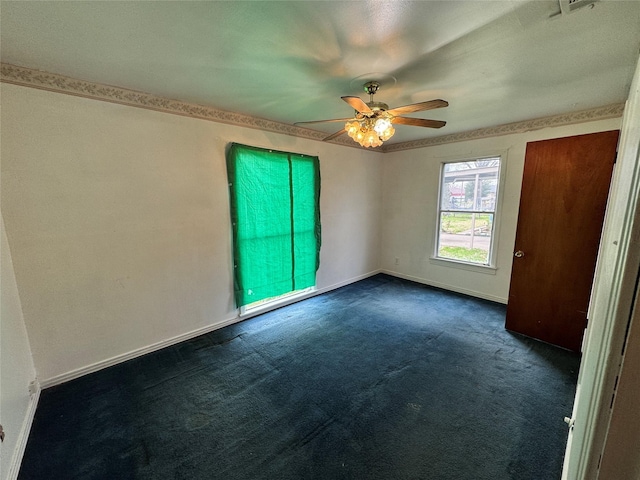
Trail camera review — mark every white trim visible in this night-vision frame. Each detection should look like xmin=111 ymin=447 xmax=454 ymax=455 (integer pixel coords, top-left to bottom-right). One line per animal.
xmin=428 ymin=256 xmax=498 ymax=275
xmin=562 ymin=55 xmax=640 ymax=480
xmin=380 ymin=269 xmax=508 ymax=304
xmin=238 ymin=270 xmax=382 ymax=322
xmin=6 ymin=381 xmax=40 ymax=480
xmin=38 ymin=317 xmax=238 ymax=389
xmin=239 ymin=287 xmax=315 ymax=318
xmin=38 ymin=270 xmax=382 ymax=389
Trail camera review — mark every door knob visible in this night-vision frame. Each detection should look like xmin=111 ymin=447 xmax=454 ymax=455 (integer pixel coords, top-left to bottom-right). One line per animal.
xmin=514 ymin=250 xmax=525 ymax=258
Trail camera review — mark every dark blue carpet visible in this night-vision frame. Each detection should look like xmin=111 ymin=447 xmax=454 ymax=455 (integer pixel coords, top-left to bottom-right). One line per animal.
xmin=19 ymin=274 xmax=580 ymax=479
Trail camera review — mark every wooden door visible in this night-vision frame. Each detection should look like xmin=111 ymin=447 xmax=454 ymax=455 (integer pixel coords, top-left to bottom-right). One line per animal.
xmin=505 ymin=131 xmax=619 ymax=352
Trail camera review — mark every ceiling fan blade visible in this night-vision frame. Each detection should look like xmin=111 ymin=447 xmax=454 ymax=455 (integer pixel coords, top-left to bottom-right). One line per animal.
xmin=323 ymin=129 xmax=347 ymax=141
xmin=393 ymin=117 xmax=446 ymax=128
xmin=386 ymin=99 xmax=448 ymax=116
xmin=341 ymin=96 xmax=373 ymax=114
xmin=294 ymin=118 xmax=353 ymax=125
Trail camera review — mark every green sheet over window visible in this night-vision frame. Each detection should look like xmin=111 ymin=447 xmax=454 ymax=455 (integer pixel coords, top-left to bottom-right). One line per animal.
xmin=226 ymin=143 xmax=321 ymax=308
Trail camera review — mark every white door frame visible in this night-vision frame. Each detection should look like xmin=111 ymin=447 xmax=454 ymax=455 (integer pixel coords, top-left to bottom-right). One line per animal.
xmin=562 ymin=54 xmax=640 ymax=480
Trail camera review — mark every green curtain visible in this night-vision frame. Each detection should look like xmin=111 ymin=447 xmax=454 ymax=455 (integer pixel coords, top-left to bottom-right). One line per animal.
xmin=226 ymin=143 xmax=321 ymax=307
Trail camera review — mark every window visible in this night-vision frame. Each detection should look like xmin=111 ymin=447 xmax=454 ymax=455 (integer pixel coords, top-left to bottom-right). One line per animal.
xmin=226 ymin=143 xmax=321 ymax=308
xmin=436 ymin=157 xmax=501 ymax=266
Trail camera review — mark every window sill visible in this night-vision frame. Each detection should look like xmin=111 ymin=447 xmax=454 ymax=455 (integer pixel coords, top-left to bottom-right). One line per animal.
xmin=239 ymin=287 xmax=315 ymax=318
xmin=429 ymin=256 xmax=497 ymax=275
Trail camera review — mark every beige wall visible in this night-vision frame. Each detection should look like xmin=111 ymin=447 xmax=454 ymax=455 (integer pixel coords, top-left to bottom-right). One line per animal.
xmin=0 ymin=84 xmax=383 ymax=384
xmin=3 ymin=77 xmax=637 ymax=480
xmin=380 ymin=118 xmax=621 ymax=303
xmin=0 ymin=214 xmax=37 ymax=480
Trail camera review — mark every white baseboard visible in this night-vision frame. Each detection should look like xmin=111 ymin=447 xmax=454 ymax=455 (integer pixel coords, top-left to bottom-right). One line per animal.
xmin=381 ymin=270 xmax=508 ymax=304
xmin=39 ymin=269 xmax=503 ymax=389
xmin=39 ymin=270 xmax=383 ymax=389
xmin=7 ymin=381 xmax=41 ymax=480
xmin=13 ymin=269 xmax=499 ymax=476
xmin=38 ymin=315 xmax=240 ymax=389
xmin=317 ymin=270 xmax=382 ymax=293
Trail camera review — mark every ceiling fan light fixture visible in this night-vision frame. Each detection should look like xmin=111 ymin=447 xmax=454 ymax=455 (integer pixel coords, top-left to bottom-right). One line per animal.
xmin=380 ymin=125 xmax=395 ymax=142
xmin=346 ymin=120 xmax=360 ymax=138
xmin=374 ymin=116 xmax=392 ymax=134
xmin=363 ymin=129 xmax=383 ymax=148
xmin=344 ymin=115 xmax=394 ymax=148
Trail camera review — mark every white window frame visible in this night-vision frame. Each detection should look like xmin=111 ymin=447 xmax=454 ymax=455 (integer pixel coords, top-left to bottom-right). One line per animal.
xmin=239 ymin=286 xmax=315 ymax=317
xmin=431 ymin=154 xmax=506 ymax=273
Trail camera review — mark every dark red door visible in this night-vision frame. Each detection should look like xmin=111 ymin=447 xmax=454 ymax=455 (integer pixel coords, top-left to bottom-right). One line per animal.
xmin=505 ymin=131 xmax=619 ymax=352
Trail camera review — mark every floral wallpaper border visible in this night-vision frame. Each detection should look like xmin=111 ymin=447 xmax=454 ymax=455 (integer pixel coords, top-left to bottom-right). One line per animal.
xmin=1 ymin=63 xmax=624 ymax=153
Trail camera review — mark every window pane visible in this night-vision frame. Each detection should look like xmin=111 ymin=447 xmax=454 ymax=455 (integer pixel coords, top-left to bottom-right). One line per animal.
xmin=441 ymin=159 xmax=500 ymax=212
xmin=438 ymin=212 xmax=494 ymax=264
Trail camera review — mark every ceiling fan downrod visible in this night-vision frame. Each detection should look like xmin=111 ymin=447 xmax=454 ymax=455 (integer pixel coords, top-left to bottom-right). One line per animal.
xmin=363 ymin=81 xmax=389 ymax=113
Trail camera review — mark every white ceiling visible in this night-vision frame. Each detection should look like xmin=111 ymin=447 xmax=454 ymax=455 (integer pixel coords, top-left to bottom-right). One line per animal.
xmin=2 ymin=0 xmax=640 ymax=145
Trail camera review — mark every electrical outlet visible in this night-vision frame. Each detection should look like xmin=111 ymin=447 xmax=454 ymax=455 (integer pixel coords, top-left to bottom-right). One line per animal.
xmin=28 ymin=380 xmax=38 ymax=396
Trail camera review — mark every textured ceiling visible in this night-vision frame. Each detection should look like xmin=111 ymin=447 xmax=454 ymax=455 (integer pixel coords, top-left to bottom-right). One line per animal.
xmin=2 ymin=0 xmax=639 ymax=145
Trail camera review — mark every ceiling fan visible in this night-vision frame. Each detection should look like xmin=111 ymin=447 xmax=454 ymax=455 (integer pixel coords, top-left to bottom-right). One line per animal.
xmin=295 ymin=81 xmax=448 ymax=148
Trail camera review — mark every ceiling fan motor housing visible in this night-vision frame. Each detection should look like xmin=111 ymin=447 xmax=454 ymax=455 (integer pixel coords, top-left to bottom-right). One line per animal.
xmin=363 ymin=81 xmax=380 ymax=95
xmin=366 ymin=101 xmax=389 ymax=114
